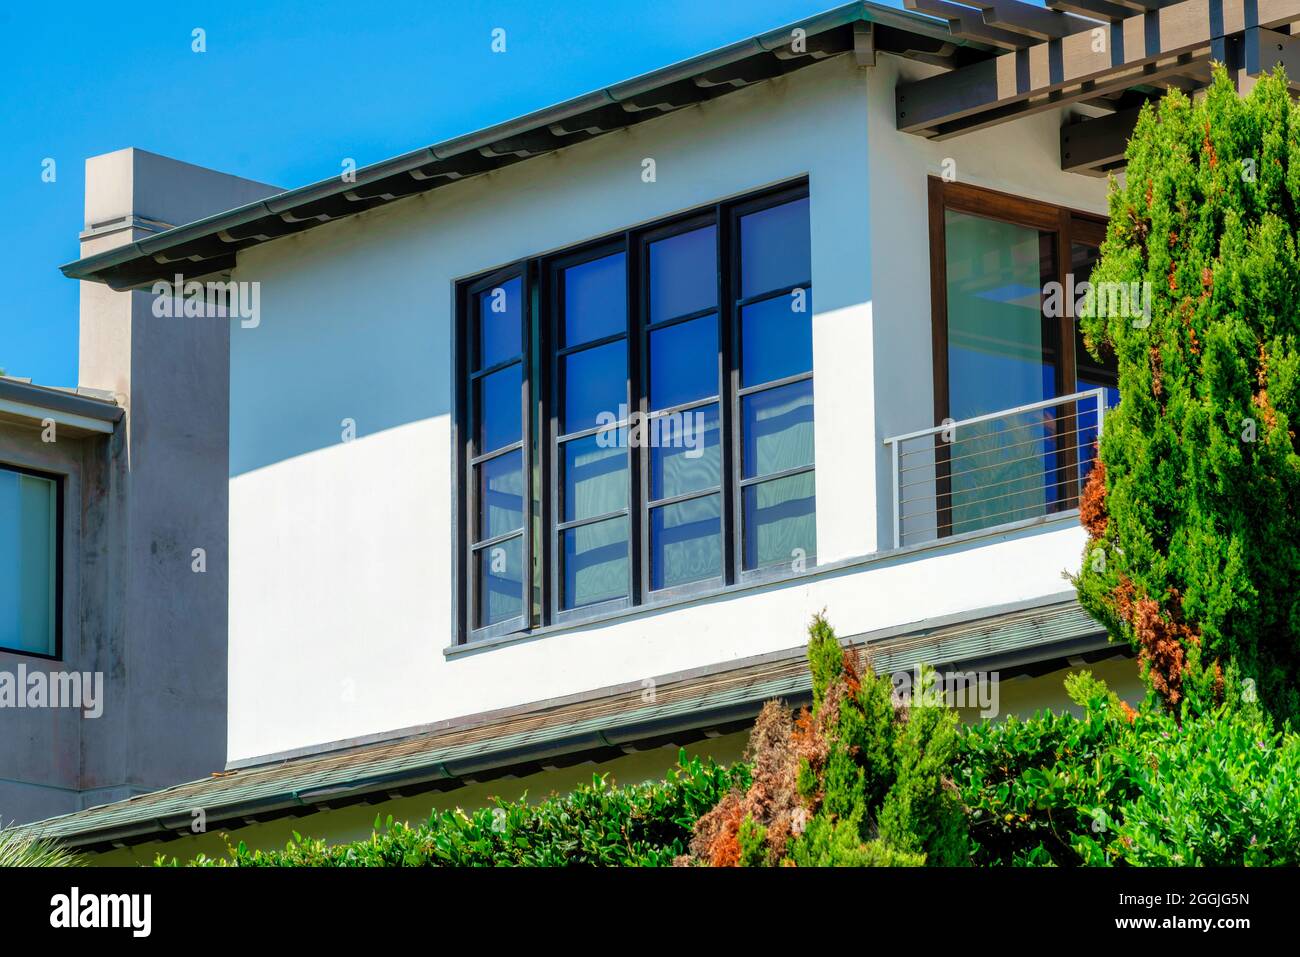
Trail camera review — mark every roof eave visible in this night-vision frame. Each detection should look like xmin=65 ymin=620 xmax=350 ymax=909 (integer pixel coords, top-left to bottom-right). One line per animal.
xmin=60 ymin=2 xmax=972 ymax=290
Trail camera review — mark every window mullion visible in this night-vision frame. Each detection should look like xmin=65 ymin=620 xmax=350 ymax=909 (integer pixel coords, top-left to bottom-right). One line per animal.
xmin=632 ymin=228 xmax=648 ymax=606
xmin=719 ymin=203 xmax=739 ymax=586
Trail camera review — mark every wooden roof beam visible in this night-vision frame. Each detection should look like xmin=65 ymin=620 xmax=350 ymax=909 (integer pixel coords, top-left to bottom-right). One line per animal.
xmin=1047 ymin=0 xmax=1133 ymax=21
xmin=1061 ymin=105 xmax=1143 ymax=174
xmin=954 ymin=0 xmax=1104 ymax=40
xmin=903 ymin=0 xmax=1036 ymax=49
xmin=896 ymin=0 xmax=1300 ymax=134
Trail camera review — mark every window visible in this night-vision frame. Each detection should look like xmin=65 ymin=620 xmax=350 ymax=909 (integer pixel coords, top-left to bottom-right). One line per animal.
xmin=927 ymin=178 xmax=1115 ymax=538
xmin=456 ymin=182 xmax=813 ymax=643
xmin=0 ymin=464 xmax=60 ymax=657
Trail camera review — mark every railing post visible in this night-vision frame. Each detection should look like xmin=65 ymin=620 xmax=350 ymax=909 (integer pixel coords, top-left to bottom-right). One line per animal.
xmin=1096 ymin=389 xmax=1106 ymax=440
xmin=890 ymin=439 xmax=901 ymax=549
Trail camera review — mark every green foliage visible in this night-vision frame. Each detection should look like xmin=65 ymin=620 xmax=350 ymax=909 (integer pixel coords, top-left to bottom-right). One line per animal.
xmin=1075 ymin=66 xmax=1300 ymax=720
xmin=957 ymin=670 xmax=1300 ymax=866
xmin=0 ymin=827 xmax=81 ymax=867
xmin=699 ymin=612 xmax=970 ymax=866
xmin=159 ymin=754 xmax=746 ymax=868
xmin=956 ymin=673 xmax=1143 ymax=866
xmin=877 ymin=700 xmax=968 ymax=865
xmin=788 ymin=810 xmax=924 ymax=868
xmin=1115 ymin=702 xmax=1300 ymax=865
xmin=736 ymin=814 xmax=768 ymax=868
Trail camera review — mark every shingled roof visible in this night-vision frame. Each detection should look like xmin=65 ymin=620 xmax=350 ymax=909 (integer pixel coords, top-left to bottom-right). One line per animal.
xmin=32 ymin=597 xmax=1117 ymax=851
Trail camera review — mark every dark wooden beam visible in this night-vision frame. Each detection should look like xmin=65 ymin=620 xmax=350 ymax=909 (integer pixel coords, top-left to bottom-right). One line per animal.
xmin=1244 ymin=25 xmax=1300 ymax=86
xmin=1048 ymin=0 xmax=1132 ymax=20
xmin=1111 ymin=0 xmax=1182 ymax=10
xmin=1061 ymin=105 xmax=1143 ymax=174
xmin=904 ymin=0 xmax=1036 ymax=49
xmin=956 ymin=0 xmax=1103 ymax=40
xmin=897 ymin=0 xmax=1300 ymax=135
xmin=919 ymin=52 xmax=1210 ymax=138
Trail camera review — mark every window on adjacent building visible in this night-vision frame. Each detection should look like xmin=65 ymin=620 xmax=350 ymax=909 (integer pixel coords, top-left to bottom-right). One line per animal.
xmin=456 ymin=181 xmax=813 ymax=643
xmin=0 ymin=464 xmax=60 ymax=657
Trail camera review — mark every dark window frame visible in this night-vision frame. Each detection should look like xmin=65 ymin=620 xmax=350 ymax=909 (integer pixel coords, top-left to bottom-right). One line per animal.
xmin=0 ymin=461 xmax=64 ymax=661
xmin=728 ymin=189 xmax=816 ymax=582
xmin=454 ymin=179 xmax=812 ymax=646
xmin=458 ymin=263 xmax=535 ymax=642
xmin=926 ymin=177 xmax=1111 ymax=538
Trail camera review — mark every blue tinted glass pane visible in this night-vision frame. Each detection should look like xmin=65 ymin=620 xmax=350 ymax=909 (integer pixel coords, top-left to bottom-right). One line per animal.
xmin=562 ymin=516 xmax=629 ymax=609
xmin=563 ymin=340 xmax=626 ymax=434
xmin=650 ymin=315 xmax=717 ymax=411
xmin=1075 ymin=383 xmax=1119 ymax=486
xmin=476 ymin=450 xmax=524 ymax=541
xmin=650 ymin=403 xmax=720 ymax=501
xmin=649 ymin=226 xmax=717 ymax=323
xmin=563 ymin=433 xmax=628 ymax=523
xmin=944 ymin=211 xmax=1055 ymax=534
xmin=741 ymin=293 xmax=812 ymax=387
xmin=743 ymin=472 xmax=816 ymax=571
xmin=478 ymin=276 xmax=522 ymax=369
xmin=476 ymin=363 xmax=522 ymax=454
xmin=742 ymin=379 xmax=814 ymax=478
xmin=0 ymin=470 xmax=57 ymax=655
xmin=741 ymin=198 xmax=811 ymax=298
xmin=650 ymin=494 xmax=721 ymax=590
xmin=476 ymin=534 xmax=524 ymax=627
xmin=564 ymin=253 xmax=626 ymax=346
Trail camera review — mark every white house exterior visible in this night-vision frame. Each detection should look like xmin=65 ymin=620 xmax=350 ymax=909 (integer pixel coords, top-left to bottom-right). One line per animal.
xmin=46 ymin=0 xmax=1292 ymax=860
xmin=220 ymin=48 xmax=1106 ymax=764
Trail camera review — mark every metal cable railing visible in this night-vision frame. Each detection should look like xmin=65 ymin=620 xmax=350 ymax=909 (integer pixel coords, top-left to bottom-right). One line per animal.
xmin=882 ymin=389 xmax=1113 ymax=549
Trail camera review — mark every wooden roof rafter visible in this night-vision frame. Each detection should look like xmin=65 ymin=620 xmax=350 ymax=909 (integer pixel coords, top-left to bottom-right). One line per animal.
xmin=897 ymin=0 xmax=1300 ymax=172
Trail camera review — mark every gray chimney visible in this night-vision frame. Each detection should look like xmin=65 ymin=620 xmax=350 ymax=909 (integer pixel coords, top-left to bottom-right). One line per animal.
xmin=75 ymin=149 xmax=280 ymax=805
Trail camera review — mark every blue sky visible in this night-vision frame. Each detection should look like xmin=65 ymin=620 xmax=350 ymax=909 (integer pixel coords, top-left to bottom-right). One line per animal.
xmin=0 ymin=0 xmax=891 ymax=386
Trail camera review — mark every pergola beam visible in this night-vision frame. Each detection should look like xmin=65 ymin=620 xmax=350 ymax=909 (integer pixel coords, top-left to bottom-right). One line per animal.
xmin=956 ymin=0 xmax=1103 ymax=40
xmin=1060 ymin=105 xmax=1144 ymax=174
xmin=897 ymin=0 xmax=1300 ymax=135
xmin=1047 ymin=0 xmax=1132 ymax=21
xmin=904 ymin=0 xmax=1036 ymax=50
xmin=1244 ymin=25 xmax=1300 ymax=85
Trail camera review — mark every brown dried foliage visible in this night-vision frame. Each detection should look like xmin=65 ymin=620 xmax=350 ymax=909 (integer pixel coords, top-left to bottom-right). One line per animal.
xmin=685 ymin=699 xmax=802 ymax=866
xmin=1079 ymin=454 xmax=1108 ymax=539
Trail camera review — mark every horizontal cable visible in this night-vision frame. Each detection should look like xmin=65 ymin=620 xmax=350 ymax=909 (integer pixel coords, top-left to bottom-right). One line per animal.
xmin=899 ymin=474 xmax=1085 ymax=523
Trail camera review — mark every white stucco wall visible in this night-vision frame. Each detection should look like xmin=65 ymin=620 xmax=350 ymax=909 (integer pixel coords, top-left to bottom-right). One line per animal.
xmin=227 ymin=55 xmax=1109 ymax=763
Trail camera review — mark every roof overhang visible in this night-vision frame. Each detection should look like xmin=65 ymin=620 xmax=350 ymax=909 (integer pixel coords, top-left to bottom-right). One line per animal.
xmin=897 ymin=0 xmax=1300 ymax=175
xmin=0 ymin=377 xmax=121 ymax=437
xmin=59 ymin=2 xmax=991 ymax=292
xmin=31 ymin=595 xmax=1123 ymax=852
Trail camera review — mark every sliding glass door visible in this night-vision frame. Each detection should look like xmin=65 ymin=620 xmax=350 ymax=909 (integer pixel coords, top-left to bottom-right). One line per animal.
xmin=928 ymin=179 xmax=1114 ymax=538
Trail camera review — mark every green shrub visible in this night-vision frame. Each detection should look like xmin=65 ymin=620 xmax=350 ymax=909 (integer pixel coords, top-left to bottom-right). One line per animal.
xmin=681 ymin=613 xmax=968 ymax=866
xmin=957 ymin=670 xmax=1300 ymax=866
xmin=159 ymin=755 xmax=746 ymax=867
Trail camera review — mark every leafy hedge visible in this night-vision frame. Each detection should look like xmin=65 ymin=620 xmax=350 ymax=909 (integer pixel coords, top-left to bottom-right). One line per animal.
xmin=958 ymin=672 xmax=1300 ymax=866
xmin=159 ymin=757 xmax=747 ymax=867
xmin=159 ymin=618 xmax=1300 ymax=868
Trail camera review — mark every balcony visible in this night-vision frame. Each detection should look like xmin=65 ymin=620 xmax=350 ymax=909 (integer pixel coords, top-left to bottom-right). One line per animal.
xmin=883 ymin=389 xmax=1115 ymax=550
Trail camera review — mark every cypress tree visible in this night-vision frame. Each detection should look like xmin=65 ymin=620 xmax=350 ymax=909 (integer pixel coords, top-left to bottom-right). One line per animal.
xmin=1075 ymin=67 xmax=1300 ymax=721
